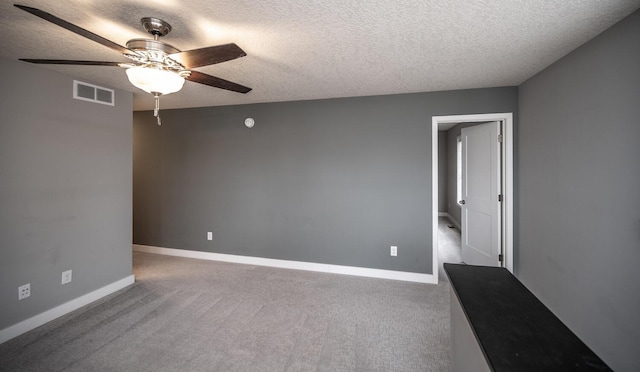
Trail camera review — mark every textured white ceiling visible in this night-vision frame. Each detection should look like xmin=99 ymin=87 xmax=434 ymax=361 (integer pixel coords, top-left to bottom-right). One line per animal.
xmin=1 ymin=0 xmax=638 ymax=111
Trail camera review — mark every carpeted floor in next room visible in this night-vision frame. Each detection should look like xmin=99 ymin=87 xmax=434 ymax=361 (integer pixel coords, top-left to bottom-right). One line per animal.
xmin=0 ymin=222 xmax=462 ymax=372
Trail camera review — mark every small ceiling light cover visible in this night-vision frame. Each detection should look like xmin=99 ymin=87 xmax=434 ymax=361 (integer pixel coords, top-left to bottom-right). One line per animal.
xmin=244 ymin=117 xmax=255 ymax=128
xmin=125 ymin=66 xmax=185 ymax=95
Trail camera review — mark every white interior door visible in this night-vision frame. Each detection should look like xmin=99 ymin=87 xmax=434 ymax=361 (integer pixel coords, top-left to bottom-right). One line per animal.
xmin=461 ymin=121 xmax=502 ymax=267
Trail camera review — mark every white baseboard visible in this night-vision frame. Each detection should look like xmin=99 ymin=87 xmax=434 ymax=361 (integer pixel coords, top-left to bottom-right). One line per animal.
xmin=0 ymin=275 xmax=135 ymax=344
xmin=133 ymin=245 xmax=436 ymax=284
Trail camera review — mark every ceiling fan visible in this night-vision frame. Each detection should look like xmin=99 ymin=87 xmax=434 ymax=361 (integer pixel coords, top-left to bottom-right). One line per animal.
xmin=14 ymin=4 xmax=252 ymax=125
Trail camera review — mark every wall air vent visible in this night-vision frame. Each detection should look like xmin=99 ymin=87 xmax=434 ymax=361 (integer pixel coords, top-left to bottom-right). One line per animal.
xmin=73 ymin=80 xmax=114 ymax=106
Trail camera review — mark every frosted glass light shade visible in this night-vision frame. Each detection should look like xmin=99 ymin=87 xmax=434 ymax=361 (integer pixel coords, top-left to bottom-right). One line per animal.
xmin=125 ymin=66 xmax=185 ymax=95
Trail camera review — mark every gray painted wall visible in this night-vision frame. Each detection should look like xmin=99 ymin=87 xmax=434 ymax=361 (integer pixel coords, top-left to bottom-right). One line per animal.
xmin=0 ymin=58 xmax=133 ymax=330
xmin=437 ymin=131 xmax=448 ymax=213
xmin=134 ymin=88 xmax=517 ymax=274
xmin=517 ymin=10 xmax=640 ymax=371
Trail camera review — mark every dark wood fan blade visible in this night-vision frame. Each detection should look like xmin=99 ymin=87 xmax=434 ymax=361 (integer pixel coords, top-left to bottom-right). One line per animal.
xmin=14 ymin=4 xmax=134 ymax=56
xmin=20 ymin=59 xmax=122 ymax=66
xmin=170 ymin=43 xmax=246 ymax=69
xmin=186 ymin=70 xmax=251 ymax=94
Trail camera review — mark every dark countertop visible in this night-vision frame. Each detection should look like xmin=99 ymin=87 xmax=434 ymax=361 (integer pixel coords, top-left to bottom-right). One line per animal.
xmin=444 ymin=263 xmax=611 ymax=371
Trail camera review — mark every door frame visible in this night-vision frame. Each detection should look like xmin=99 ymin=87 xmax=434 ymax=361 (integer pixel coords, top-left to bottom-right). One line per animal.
xmin=431 ymin=113 xmax=514 ymax=282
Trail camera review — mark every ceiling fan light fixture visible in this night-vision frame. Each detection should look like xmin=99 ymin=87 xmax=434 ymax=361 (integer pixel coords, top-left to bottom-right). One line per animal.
xmin=14 ymin=4 xmax=252 ymax=125
xmin=125 ymin=66 xmax=185 ymax=95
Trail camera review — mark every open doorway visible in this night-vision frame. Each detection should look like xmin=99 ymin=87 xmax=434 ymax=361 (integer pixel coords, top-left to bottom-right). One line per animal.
xmin=431 ymin=113 xmax=514 ymax=283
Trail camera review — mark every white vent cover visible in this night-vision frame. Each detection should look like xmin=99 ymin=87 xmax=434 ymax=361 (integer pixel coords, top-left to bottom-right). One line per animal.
xmin=73 ymin=80 xmax=114 ymax=106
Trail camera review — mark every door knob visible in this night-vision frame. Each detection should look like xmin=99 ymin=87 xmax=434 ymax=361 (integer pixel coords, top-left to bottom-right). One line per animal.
xmin=459 ymin=200 xmax=465 ymax=205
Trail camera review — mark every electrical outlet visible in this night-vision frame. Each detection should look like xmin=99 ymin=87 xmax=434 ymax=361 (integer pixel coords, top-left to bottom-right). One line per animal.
xmin=61 ymin=270 xmax=72 ymax=285
xmin=18 ymin=283 xmax=30 ymax=300
xmin=207 ymin=232 xmax=213 ymax=241
xmin=390 ymin=246 xmax=398 ymax=257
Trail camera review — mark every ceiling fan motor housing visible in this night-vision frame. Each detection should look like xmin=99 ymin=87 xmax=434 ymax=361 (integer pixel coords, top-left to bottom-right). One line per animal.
xmin=125 ymin=38 xmax=186 ymax=72
xmin=126 ymin=39 xmax=180 ymax=56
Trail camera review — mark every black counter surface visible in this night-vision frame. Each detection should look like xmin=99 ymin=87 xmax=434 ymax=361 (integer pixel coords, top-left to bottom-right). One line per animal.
xmin=443 ymin=263 xmax=611 ymax=371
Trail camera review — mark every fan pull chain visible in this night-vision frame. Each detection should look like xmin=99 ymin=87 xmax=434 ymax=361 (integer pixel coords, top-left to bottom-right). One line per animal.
xmin=154 ymin=93 xmax=162 ymax=126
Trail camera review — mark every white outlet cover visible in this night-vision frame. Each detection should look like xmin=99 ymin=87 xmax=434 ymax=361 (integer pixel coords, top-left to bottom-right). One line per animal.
xmin=390 ymin=246 xmax=398 ymax=256
xmin=62 ymin=270 xmax=72 ymax=285
xmin=207 ymin=232 xmax=213 ymax=241
xmin=18 ymin=283 xmax=30 ymax=300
